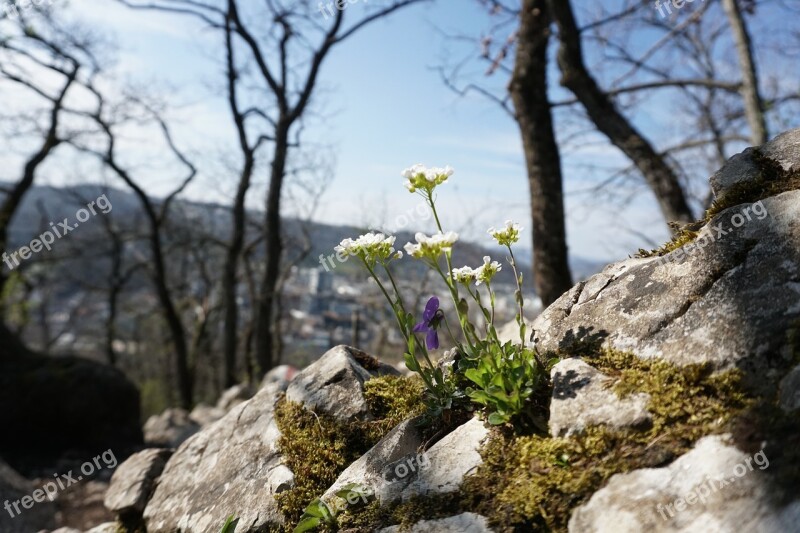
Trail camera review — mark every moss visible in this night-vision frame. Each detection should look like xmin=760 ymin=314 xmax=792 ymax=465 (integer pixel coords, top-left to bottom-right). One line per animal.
xmin=638 ymin=149 xmax=800 ymax=258
xmin=336 ymin=493 xmax=463 ymax=533
xmin=363 ymin=374 xmax=426 ymax=429
xmin=276 ymin=346 xmax=799 ymax=532
xmin=274 ymin=374 xmax=425 ymax=527
xmin=450 ymin=349 xmax=752 ymax=532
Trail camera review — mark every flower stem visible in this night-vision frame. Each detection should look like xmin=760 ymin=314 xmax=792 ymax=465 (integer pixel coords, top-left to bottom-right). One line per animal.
xmin=506 ymin=245 xmax=546 ymax=372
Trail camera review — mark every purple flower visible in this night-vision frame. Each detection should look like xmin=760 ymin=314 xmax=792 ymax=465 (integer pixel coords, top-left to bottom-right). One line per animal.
xmin=413 ymin=296 xmax=443 ymax=350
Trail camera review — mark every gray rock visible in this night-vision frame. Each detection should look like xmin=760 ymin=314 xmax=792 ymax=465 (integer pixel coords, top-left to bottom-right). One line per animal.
xmin=143 ymin=346 xmax=389 ymax=532
xmin=710 ymin=128 xmax=800 ymax=198
xmin=532 ymin=190 xmax=800 ymax=391
xmin=569 ymin=434 xmax=800 ymax=533
xmin=104 ymin=448 xmax=172 ymax=518
xmin=260 ymin=364 xmax=298 ymax=390
xmin=496 ymin=319 xmax=535 ymax=347
xmin=143 ymin=408 xmax=200 ymax=448
xmin=779 ymin=364 xmax=800 ymax=412
xmin=286 ymin=345 xmax=398 ymax=420
xmin=322 ymin=418 xmax=425 ymax=505
xmin=402 ymin=417 xmax=489 ymax=499
xmin=550 ymin=358 xmax=651 ymax=437
xmin=188 ymin=403 xmax=225 ymax=426
xmin=379 ymin=512 xmax=494 ymax=532
xmin=216 ymin=384 xmax=255 ymax=412
xmin=760 ymin=128 xmax=800 ymax=173
xmin=143 ymin=382 xmax=289 ymax=532
xmin=0 ymin=355 xmax=142 ymax=469
xmin=709 ymin=148 xmax=762 ymax=199
xmin=0 ymin=458 xmax=56 ymax=533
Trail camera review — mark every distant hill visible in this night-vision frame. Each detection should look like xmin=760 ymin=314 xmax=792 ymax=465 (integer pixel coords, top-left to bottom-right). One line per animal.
xmin=3 ymin=182 xmax=606 ymax=289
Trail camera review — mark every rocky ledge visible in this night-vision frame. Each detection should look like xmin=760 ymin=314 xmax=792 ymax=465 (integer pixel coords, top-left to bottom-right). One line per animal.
xmin=19 ymin=129 xmax=800 ymax=533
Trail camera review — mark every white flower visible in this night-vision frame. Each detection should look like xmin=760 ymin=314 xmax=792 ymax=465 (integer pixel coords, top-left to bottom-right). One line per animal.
xmin=404 ymin=231 xmax=459 ymax=259
xmin=335 ymin=232 xmax=399 ymax=264
xmin=488 ymin=220 xmax=523 ymax=246
xmin=452 ymin=266 xmax=477 ymax=284
xmin=401 ymin=164 xmax=454 ymax=193
xmin=474 ymin=256 xmax=502 ymax=285
xmin=404 ymin=241 xmax=424 ymax=258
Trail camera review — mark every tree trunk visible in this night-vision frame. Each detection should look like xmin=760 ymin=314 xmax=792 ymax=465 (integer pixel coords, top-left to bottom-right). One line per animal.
xmin=547 ymin=0 xmax=694 ymax=225
xmin=255 ymin=125 xmax=289 ymax=378
xmin=0 ymin=70 xmax=74 ymax=359
xmin=106 ymin=289 xmax=118 ymax=367
xmin=509 ymin=0 xmax=573 ymax=307
xmin=721 ymin=0 xmax=767 ymax=146
xmin=149 ymin=227 xmax=194 ymax=409
xmin=222 ymin=156 xmax=254 ymax=387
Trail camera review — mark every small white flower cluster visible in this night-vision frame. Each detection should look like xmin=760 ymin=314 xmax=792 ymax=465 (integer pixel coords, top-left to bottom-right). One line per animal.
xmin=488 ymin=220 xmax=523 ymax=247
xmin=452 ymin=266 xmax=477 ymax=284
xmin=453 ymin=256 xmax=502 ymax=286
xmin=403 ymin=231 xmax=459 ymax=259
xmin=335 ymin=232 xmax=401 ymax=265
xmin=402 ymin=164 xmax=454 ymax=194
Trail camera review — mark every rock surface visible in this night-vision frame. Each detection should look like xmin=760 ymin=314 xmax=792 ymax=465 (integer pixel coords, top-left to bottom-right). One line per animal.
xmin=187 ymin=403 xmax=226 ymax=427
xmin=322 ymin=417 xmax=425 ymax=505
xmin=569 ymin=434 xmax=800 ymax=532
xmin=261 ymin=364 xmax=297 ymax=390
xmin=104 ymin=448 xmax=172 ymax=519
xmin=532 ymin=189 xmax=800 ymax=390
xmin=286 ymin=345 xmax=398 ymax=420
xmin=143 ymin=346 xmax=392 ymax=532
xmin=379 ymin=512 xmax=494 ymax=532
xmin=710 ymin=129 xmax=800 ymax=197
xmin=142 ymin=380 xmax=289 ymax=533
xmin=216 ymin=384 xmax=256 ymax=412
xmin=142 ymin=408 xmax=200 ymax=448
xmin=402 ymin=417 xmax=489 ymax=499
xmin=550 ymin=358 xmax=651 ymax=437
xmin=0 ymin=355 xmax=142 ymax=471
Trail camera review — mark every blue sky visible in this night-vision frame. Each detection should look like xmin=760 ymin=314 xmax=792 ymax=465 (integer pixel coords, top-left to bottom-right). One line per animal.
xmin=18 ymin=0 xmax=795 ymax=263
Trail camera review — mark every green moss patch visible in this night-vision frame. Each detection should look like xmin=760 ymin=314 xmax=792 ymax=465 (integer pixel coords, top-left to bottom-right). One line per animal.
xmin=345 ymin=350 xmax=756 ymax=532
xmin=275 ymin=375 xmax=425 ymax=526
xmin=276 ymin=349 xmax=799 ymax=532
xmin=455 ymin=350 xmax=752 ymax=532
xmin=639 ymin=149 xmax=800 ymax=258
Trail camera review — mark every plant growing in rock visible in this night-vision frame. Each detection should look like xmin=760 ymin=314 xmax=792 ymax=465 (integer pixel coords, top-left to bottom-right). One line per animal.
xmin=294 ymin=484 xmax=371 ymax=533
xmin=336 ymin=165 xmax=552 ymax=426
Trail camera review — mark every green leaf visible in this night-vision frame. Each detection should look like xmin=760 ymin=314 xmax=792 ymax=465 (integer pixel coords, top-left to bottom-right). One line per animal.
xmin=404 ymin=352 xmax=421 ymax=373
xmin=335 ymin=483 xmax=369 ymax=502
xmin=464 ymin=368 xmax=487 ymax=387
xmin=301 ymin=499 xmax=328 ymax=519
xmin=488 ymin=412 xmax=509 ymax=425
xmin=293 ymin=517 xmax=322 ymax=533
xmin=220 ymin=515 xmax=238 ymax=533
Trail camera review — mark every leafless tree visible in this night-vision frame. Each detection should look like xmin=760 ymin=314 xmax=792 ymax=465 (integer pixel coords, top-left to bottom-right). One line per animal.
xmin=116 ymin=0 xmax=430 ymax=378
xmin=0 ymin=8 xmax=89 ymax=358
